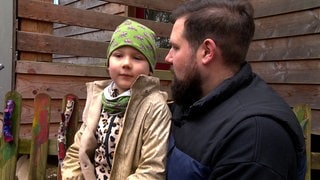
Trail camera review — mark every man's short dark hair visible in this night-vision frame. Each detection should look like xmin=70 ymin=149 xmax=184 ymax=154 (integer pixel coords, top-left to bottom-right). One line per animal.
xmin=171 ymin=0 xmax=255 ymax=70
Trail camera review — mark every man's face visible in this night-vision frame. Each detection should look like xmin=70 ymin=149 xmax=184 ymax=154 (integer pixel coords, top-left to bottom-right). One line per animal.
xmin=165 ymin=17 xmax=194 ymax=82
xmin=166 ymin=17 xmax=202 ymax=106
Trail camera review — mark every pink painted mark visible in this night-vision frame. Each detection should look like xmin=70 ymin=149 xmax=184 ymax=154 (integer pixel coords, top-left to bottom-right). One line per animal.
xmin=34 ymin=110 xmax=49 ymax=145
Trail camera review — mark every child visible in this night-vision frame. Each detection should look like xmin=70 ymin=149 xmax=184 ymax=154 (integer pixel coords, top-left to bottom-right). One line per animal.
xmin=61 ymin=19 xmax=171 ymax=179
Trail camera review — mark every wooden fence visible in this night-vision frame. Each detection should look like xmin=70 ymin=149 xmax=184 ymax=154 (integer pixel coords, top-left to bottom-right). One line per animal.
xmin=0 ymin=91 xmax=79 ymax=179
xmin=0 ymin=92 xmax=317 ymax=179
xmin=1 ymin=0 xmax=319 ymax=178
xmin=14 ymin=0 xmax=320 ymax=139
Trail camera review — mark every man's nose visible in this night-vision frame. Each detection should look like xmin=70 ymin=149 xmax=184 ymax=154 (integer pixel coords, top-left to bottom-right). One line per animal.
xmin=165 ymin=48 xmax=173 ymax=64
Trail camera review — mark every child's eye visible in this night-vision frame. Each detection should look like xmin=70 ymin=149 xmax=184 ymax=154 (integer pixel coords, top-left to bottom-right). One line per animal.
xmin=133 ymin=56 xmax=144 ymax=60
xmin=112 ymin=53 xmax=123 ymax=58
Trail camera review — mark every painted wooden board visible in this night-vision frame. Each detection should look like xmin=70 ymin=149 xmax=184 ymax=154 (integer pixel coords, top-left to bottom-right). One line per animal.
xmin=0 ymin=91 xmax=22 ymax=180
xmin=57 ymin=94 xmax=79 ymax=180
xmin=28 ymin=93 xmax=51 ymax=180
xmin=293 ymin=104 xmax=311 ymax=180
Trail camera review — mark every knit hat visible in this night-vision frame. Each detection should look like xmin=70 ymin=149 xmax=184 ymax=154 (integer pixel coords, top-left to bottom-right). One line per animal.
xmin=106 ymin=19 xmax=157 ymax=72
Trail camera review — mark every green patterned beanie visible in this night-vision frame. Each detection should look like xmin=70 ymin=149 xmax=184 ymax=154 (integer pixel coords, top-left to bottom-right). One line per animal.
xmin=106 ymin=19 xmax=157 ymax=72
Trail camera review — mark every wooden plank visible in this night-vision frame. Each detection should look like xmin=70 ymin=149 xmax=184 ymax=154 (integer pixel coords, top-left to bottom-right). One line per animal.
xmin=19 ymin=19 xmax=53 ymax=62
xmin=312 ymin=110 xmax=320 ymax=135
xmin=155 ymin=70 xmax=173 ymax=82
xmin=18 ymin=80 xmax=171 ymax=125
xmin=18 ymin=110 xmax=320 ymax=140
xmin=15 ymin=73 xmax=100 ymax=99
xmin=54 ymin=26 xmax=101 ymax=38
xmin=250 ymin=60 xmax=320 ymax=84
xmin=312 ymin=152 xmax=320 ymax=170
xmin=250 ymin=0 xmax=320 ymax=18
xmin=59 ymin=0 xmax=78 ymax=6
xmin=63 ymin=0 xmax=108 ymax=9
xmin=99 ymin=0 xmax=185 ymax=12
xmin=19 ymin=0 xmax=53 ymax=62
xmin=52 ymin=54 xmax=101 ymax=59
xmin=17 ymin=31 xmax=170 ymax=62
xmin=53 ymin=2 xmax=126 ymax=33
xmin=18 ymin=58 xmax=314 ymax=85
xmin=15 ymin=117 xmax=320 ymax=160
xmin=17 ymin=31 xmax=108 ymax=58
xmin=26 ymin=27 xmax=320 ymax=64
xmin=270 ymin=84 xmax=320 ymax=109
xmin=54 ymin=27 xmax=112 ymax=41
xmin=15 ymin=61 xmax=172 ymax=80
xmin=293 ymin=104 xmax=311 ymax=180
xmin=0 ymin=91 xmax=22 ymax=180
xmin=104 ymin=0 xmax=320 ymax=17
xmin=16 ymin=73 xmax=172 ymax=99
xmin=65 ymin=0 xmax=123 ymax=14
xmin=16 ymin=60 xmax=110 ymax=78
xmin=64 ymin=0 xmax=320 ymax=18
xmin=52 ymin=56 xmax=107 ymax=66
xmin=14 ymin=62 xmax=319 ymax=130
xmin=247 ymin=34 xmax=320 ymax=61
xmin=254 ymin=8 xmax=320 ymax=40
xmin=19 ymin=138 xmax=59 ymax=156
xmin=21 ymin=99 xmax=85 ymax=124
xmin=17 ymin=0 xmax=172 ymax=37
xmin=18 ymin=97 xmax=320 ymax=136
xmin=19 ymin=123 xmax=68 ymax=140
xmin=28 ymin=93 xmax=51 ymax=180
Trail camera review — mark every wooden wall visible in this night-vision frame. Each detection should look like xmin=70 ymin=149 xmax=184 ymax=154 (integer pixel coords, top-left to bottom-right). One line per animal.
xmin=14 ymin=0 xmax=320 ymax=140
xmin=52 ymin=0 xmax=126 ymax=65
xmin=248 ymin=0 xmax=320 ymax=135
xmin=15 ymin=0 xmax=174 ymax=139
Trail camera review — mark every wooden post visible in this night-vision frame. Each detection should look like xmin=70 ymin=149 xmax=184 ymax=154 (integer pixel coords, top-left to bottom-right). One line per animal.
xmin=57 ymin=94 xmax=79 ymax=180
xmin=0 ymin=91 xmax=22 ymax=180
xmin=28 ymin=93 xmax=51 ymax=180
xmin=18 ymin=0 xmax=53 ymax=62
xmin=293 ymin=104 xmax=311 ymax=180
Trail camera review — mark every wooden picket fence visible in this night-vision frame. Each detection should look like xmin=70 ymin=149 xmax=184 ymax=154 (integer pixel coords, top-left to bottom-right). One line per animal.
xmin=0 ymin=91 xmax=319 ymax=179
xmin=0 ymin=91 xmax=79 ymax=180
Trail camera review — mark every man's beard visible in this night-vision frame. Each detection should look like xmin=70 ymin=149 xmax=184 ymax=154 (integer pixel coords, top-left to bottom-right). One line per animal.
xmin=171 ymin=66 xmax=202 ymax=107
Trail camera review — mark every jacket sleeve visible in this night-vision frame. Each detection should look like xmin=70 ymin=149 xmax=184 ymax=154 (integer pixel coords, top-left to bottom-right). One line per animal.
xmin=61 ymin=81 xmax=98 ymax=180
xmin=128 ymin=102 xmax=172 ymax=180
xmin=61 ymin=124 xmax=86 ymax=180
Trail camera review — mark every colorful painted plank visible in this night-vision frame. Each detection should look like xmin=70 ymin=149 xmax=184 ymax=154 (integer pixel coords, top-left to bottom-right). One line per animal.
xmin=28 ymin=93 xmax=51 ymax=180
xmin=0 ymin=91 xmax=22 ymax=180
xmin=293 ymin=104 xmax=311 ymax=180
xmin=57 ymin=94 xmax=79 ymax=180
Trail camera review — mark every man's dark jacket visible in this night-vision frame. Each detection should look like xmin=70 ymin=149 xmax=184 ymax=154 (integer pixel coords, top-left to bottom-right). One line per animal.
xmin=167 ymin=63 xmax=306 ymax=180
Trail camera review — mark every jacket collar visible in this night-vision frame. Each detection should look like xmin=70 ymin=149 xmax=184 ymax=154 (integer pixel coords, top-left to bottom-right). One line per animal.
xmin=91 ymin=75 xmax=160 ymax=98
xmin=172 ymin=62 xmax=255 ymax=121
xmin=131 ymin=74 xmax=160 ymax=97
xmin=192 ymin=63 xmax=254 ymax=111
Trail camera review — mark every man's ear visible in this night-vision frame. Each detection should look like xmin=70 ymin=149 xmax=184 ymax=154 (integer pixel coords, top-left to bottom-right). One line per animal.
xmin=201 ymin=39 xmax=216 ymax=65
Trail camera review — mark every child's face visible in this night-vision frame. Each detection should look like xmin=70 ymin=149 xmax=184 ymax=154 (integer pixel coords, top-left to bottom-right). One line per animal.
xmin=108 ymin=46 xmax=151 ymax=94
